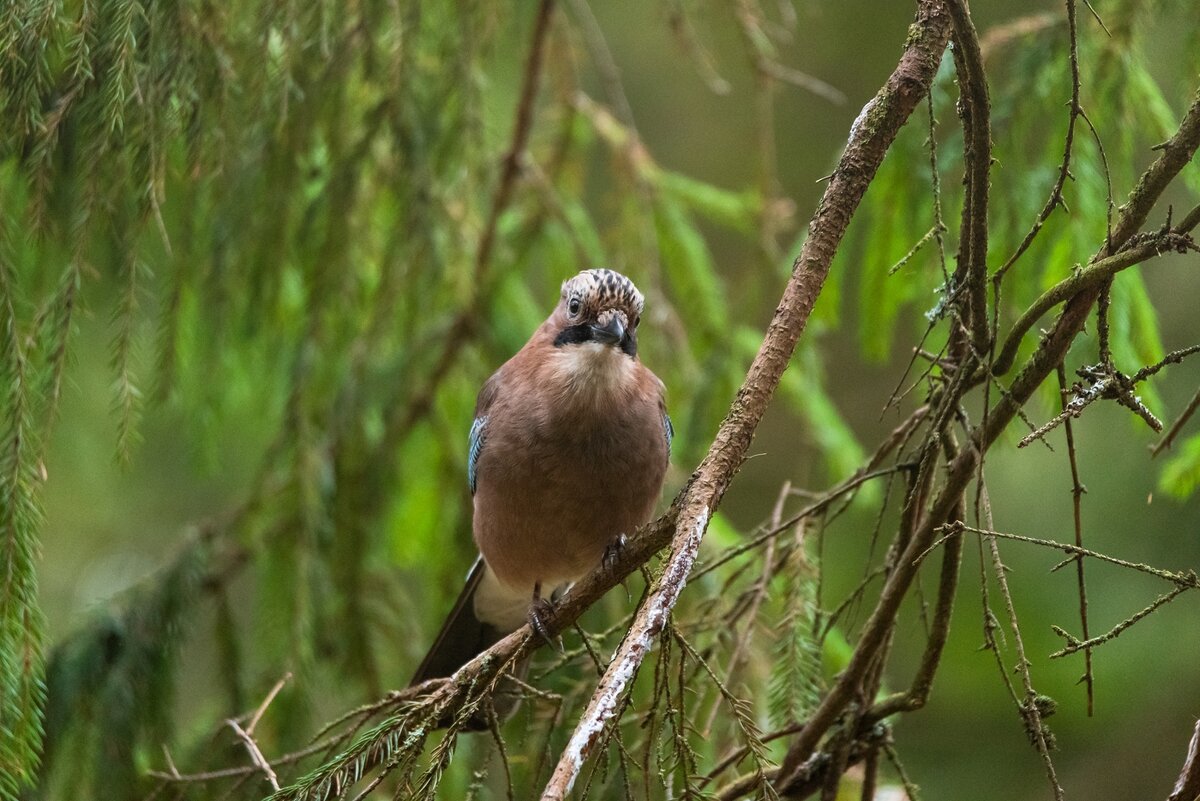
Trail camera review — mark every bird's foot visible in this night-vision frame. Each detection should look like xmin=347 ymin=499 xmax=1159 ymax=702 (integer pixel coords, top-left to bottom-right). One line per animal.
xmin=528 ymin=582 xmax=564 ymax=653
xmin=603 ymin=534 xmax=632 ymax=602
xmin=602 ymin=533 xmax=627 ymax=574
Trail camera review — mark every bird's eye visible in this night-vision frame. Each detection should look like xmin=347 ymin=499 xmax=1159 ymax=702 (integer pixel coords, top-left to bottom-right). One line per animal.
xmin=568 ymin=298 xmax=581 ymax=316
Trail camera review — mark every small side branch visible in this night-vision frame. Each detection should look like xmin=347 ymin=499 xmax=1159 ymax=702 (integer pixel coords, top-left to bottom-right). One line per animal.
xmin=993 ymin=0 xmax=1082 ymax=284
xmin=1020 ymin=342 xmax=1200 ymax=448
xmin=993 ymin=230 xmax=1196 ymax=377
xmin=1153 ymin=384 xmax=1200 ymax=457
xmin=1050 ymin=584 xmax=1192 ymax=658
xmin=920 ymin=523 xmax=1200 ymax=588
xmin=227 ymin=719 xmax=281 ymax=792
xmin=1057 ymin=364 xmax=1094 ymax=715
xmin=866 ymin=519 xmax=964 ymax=722
xmin=982 ymin=531 xmax=1064 ymax=799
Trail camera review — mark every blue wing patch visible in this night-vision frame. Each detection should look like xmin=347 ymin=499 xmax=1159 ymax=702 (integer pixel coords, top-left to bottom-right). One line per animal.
xmin=468 ymin=416 xmax=487 ymax=495
xmin=663 ymin=412 xmax=674 ymax=462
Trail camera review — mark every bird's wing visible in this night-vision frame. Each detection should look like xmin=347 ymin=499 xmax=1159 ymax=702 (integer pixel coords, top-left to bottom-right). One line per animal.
xmin=468 ymin=371 xmax=503 ymax=495
xmin=662 ymin=406 xmax=674 ymax=463
xmin=467 ymin=416 xmax=486 ymax=495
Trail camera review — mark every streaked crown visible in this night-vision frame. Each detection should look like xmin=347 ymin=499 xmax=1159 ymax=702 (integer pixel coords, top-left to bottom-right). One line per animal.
xmin=560 ymin=269 xmax=644 ymax=322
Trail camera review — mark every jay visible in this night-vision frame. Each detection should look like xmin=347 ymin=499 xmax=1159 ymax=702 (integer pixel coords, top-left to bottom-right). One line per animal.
xmin=412 ymin=269 xmax=672 ymax=684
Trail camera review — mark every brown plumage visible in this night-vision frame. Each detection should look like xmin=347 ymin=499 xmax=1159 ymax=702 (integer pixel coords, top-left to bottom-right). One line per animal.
xmin=412 ymin=269 xmax=671 ymax=685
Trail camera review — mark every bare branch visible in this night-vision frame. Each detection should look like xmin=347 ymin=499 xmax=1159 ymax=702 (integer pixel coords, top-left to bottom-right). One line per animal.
xmin=247 ymin=673 xmax=292 ymax=735
xmin=1153 ymin=384 xmax=1200 ymax=457
xmin=1050 ymin=583 xmax=1193 ymax=658
xmin=227 ymin=719 xmax=280 ymax=792
xmin=1057 ymin=364 xmax=1094 ymax=715
xmin=992 ymin=0 xmax=1082 ymax=285
xmin=919 ymin=523 xmax=1200 ymax=588
xmin=1169 ymin=720 xmax=1200 ymax=801
xmin=947 ymin=0 xmax=993 ymax=356
xmin=993 ymin=230 xmax=1196 ymax=377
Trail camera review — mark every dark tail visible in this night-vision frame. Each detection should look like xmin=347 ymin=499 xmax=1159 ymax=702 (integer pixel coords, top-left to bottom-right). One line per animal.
xmin=410 ymin=558 xmax=504 ymax=685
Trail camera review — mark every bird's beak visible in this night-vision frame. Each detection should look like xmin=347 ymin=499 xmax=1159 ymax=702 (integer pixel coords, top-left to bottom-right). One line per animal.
xmin=590 ymin=314 xmax=628 ymax=345
xmin=591 ymin=315 xmax=626 ymax=346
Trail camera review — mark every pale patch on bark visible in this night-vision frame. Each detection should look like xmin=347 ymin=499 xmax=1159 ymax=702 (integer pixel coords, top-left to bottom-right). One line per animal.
xmin=542 ymin=507 xmax=711 ymax=801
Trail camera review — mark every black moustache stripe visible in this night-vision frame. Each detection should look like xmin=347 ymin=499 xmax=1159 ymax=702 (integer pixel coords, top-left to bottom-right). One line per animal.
xmin=552 ymin=324 xmax=638 ymax=357
xmin=553 ymin=324 xmax=596 ymax=347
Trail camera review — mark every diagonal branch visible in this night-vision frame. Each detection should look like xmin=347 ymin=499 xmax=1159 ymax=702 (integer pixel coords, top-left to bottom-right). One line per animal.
xmin=1153 ymin=384 xmax=1200 ymax=457
xmin=992 ymin=230 xmax=1197 ymax=376
xmin=537 ymin=2 xmax=955 ymax=797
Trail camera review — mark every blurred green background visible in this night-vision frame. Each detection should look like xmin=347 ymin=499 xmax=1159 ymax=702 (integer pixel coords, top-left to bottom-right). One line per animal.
xmin=9 ymin=0 xmax=1199 ymax=798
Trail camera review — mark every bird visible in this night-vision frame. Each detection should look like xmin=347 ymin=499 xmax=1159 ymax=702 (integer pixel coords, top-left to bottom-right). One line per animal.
xmin=411 ymin=268 xmax=672 ymax=686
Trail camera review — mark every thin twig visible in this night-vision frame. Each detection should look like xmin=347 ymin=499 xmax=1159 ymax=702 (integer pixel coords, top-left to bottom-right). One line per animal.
xmin=1050 ymin=583 xmax=1192 ymax=658
xmin=887 ymin=225 xmax=943 ymax=275
xmin=919 ymin=523 xmax=1200 ymax=588
xmin=1021 ymin=342 xmax=1200 ymax=448
xmin=147 ymin=738 xmax=345 ymax=784
xmin=247 ymin=672 xmax=292 ymax=734
xmin=879 ymin=739 xmax=922 ymax=801
xmin=693 ymin=465 xmax=906 ymax=582
xmin=1080 ymin=0 xmax=1111 ymax=37
xmin=993 ymin=0 xmax=1081 ymax=286
xmin=701 ymin=721 xmax=808 ymax=788
xmin=983 ymin=527 xmax=1064 ymax=799
xmin=1152 ymin=384 xmax=1200 ymax=457
xmin=1057 ymin=365 xmax=1093 ymax=715
xmin=992 ymin=230 xmax=1196 ymax=377
xmin=226 ymin=719 xmax=281 ymax=792
xmin=702 ymin=482 xmax=789 ymax=736
xmin=1134 ymin=343 xmax=1200 ymax=383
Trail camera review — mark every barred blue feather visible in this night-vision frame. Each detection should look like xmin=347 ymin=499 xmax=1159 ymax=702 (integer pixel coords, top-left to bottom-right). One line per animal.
xmin=468 ymin=416 xmax=487 ymax=495
xmin=663 ymin=412 xmax=674 ymax=461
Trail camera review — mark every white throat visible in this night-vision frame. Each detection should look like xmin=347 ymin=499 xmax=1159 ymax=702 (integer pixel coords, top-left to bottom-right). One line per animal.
xmin=551 ymin=342 xmax=635 ymax=400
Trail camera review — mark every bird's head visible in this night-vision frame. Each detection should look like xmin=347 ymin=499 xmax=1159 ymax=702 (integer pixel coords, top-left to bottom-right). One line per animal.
xmin=551 ymin=269 xmax=644 ymax=358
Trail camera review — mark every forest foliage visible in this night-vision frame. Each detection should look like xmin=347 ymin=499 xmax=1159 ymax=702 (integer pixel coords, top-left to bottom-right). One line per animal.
xmin=2 ymin=0 xmax=1200 ymax=799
